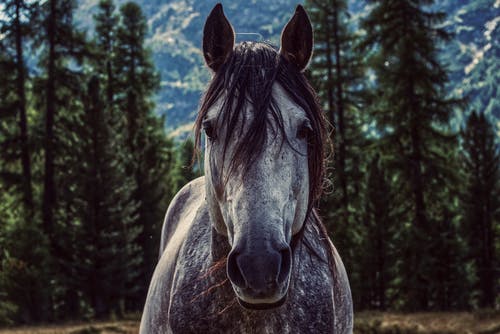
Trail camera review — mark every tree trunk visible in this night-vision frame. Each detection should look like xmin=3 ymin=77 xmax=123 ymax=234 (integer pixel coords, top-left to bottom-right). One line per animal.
xmin=42 ymin=0 xmax=56 ymax=238
xmin=324 ymin=13 xmax=335 ymax=132
xmin=15 ymin=0 xmax=33 ymax=214
xmin=408 ymin=81 xmax=429 ymax=310
xmin=106 ymin=60 xmax=114 ymax=107
xmin=480 ymin=153 xmax=495 ymax=307
xmin=332 ymin=5 xmax=349 ymax=214
xmin=376 ymin=220 xmax=386 ymax=310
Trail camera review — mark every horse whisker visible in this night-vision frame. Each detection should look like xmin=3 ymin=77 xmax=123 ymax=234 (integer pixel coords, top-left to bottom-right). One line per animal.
xmin=189 ymin=279 xmax=229 ymax=303
xmin=204 ymin=278 xmax=229 ymax=295
xmin=216 ymin=298 xmax=237 ymax=315
xmin=199 ymin=257 xmax=227 ymax=280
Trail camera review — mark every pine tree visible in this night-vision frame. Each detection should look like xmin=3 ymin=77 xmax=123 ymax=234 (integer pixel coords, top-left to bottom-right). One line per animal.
xmin=461 ymin=111 xmax=499 ymax=308
xmin=361 ymin=0 xmax=461 ymax=310
xmin=429 ymin=196 xmax=470 ymax=309
xmin=0 ymin=33 xmax=18 ymax=186
xmin=37 ymin=0 xmax=87 ymax=242
xmin=173 ymin=138 xmax=199 ymax=190
xmin=34 ymin=0 xmax=89 ymax=318
xmin=93 ymin=0 xmax=119 ymax=107
xmin=74 ymin=76 xmax=140 ymax=318
xmin=305 ymin=0 xmax=367 ymax=307
xmin=0 ymin=33 xmax=20 ymax=324
xmin=307 ymin=0 xmax=365 ymax=209
xmin=87 ymin=1 xmax=147 ymax=315
xmin=0 ymin=1 xmax=52 ymax=323
xmin=306 ymin=0 xmax=367 ymax=216
xmin=0 ymin=0 xmax=37 ymax=214
xmin=0 ymin=201 xmax=50 ymax=323
xmin=359 ymin=155 xmax=397 ymax=310
xmin=114 ymin=1 xmax=174 ymax=307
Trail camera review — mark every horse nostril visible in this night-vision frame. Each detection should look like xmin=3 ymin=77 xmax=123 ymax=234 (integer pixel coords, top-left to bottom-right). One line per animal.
xmin=227 ymin=250 xmax=246 ymax=288
xmin=277 ymin=246 xmax=292 ymax=285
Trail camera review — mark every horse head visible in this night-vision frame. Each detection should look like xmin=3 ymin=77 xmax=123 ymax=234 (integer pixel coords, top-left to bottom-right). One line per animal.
xmin=196 ymin=3 xmax=325 ymax=310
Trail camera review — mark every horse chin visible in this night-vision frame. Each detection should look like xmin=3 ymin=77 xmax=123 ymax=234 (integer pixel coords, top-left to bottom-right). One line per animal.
xmin=236 ymin=294 xmax=288 ymax=310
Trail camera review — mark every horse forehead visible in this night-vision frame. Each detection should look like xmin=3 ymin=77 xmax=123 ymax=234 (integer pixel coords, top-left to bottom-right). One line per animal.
xmin=205 ymin=83 xmax=307 ymax=124
xmin=272 ymin=83 xmax=307 ymax=122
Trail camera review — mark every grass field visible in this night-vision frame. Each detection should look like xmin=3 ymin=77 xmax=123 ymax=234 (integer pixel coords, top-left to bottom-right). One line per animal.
xmin=355 ymin=311 xmax=500 ymax=334
xmin=0 ymin=311 xmax=499 ymax=333
xmin=0 ymin=320 xmax=139 ymax=334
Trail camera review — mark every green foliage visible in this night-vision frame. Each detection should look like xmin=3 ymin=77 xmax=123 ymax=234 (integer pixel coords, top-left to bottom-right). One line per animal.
xmin=0 ymin=221 xmax=50 ymax=323
xmin=357 ymin=155 xmax=398 ymax=310
xmin=360 ymin=0 xmax=465 ymax=311
xmin=66 ymin=76 xmax=141 ymax=318
xmin=461 ymin=111 xmax=500 ymax=308
xmin=0 ymin=45 xmax=18 ymax=184
xmin=0 ymin=0 xmax=498 ymax=325
xmin=0 ymin=0 xmax=36 ymax=212
xmin=172 ymin=138 xmax=200 ymax=190
xmin=32 ymin=0 xmax=91 ymax=319
xmin=306 ymin=0 xmax=371 ymax=310
xmin=0 ymin=0 xmax=49 ymax=323
xmin=0 ymin=188 xmax=50 ymax=323
xmin=0 ymin=0 xmax=179 ymax=322
xmin=113 ymin=1 xmax=175 ymax=307
xmin=306 ymin=0 xmax=492 ymax=312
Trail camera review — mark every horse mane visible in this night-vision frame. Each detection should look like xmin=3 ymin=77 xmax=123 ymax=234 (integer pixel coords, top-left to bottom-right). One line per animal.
xmin=194 ymin=41 xmax=335 ymax=272
xmin=194 ymin=41 xmax=328 ymax=212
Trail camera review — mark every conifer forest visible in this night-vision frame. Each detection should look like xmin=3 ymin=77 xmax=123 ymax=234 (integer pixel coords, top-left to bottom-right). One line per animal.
xmin=0 ymin=0 xmax=498 ymax=325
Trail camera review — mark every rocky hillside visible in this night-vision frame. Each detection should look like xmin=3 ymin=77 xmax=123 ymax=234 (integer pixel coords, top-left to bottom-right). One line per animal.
xmin=77 ymin=0 xmax=499 ymax=135
xmin=440 ymin=0 xmax=499 ymax=129
xmin=78 ymin=0 xmax=297 ymax=134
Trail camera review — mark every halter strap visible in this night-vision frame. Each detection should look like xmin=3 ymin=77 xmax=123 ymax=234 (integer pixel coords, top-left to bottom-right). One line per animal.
xmin=235 ymin=33 xmax=264 ymax=43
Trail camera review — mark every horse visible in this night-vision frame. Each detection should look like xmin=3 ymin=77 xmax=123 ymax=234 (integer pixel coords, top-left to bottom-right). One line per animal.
xmin=140 ymin=4 xmax=353 ymax=333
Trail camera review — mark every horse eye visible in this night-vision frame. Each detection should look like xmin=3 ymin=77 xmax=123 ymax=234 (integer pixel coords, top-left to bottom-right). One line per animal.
xmin=203 ymin=120 xmax=216 ymax=140
xmin=296 ymin=121 xmax=312 ymax=140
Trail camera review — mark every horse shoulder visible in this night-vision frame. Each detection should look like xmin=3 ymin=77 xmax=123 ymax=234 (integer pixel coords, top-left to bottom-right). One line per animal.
xmin=302 ymin=215 xmax=354 ymax=333
xmin=159 ymin=176 xmax=206 ymax=256
xmin=329 ymin=240 xmax=354 ymax=333
xmin=140 ymin=177 xmax=207 ymax=334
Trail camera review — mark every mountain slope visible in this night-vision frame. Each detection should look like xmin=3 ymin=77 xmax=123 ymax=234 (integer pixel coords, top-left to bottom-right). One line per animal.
xmin=442 ymin=0 xmax=499 ymax=129
xmin=78 ymin=0 xmax=298 ymax=134
xmin=77 ymin=0 xmax=499 ymax=135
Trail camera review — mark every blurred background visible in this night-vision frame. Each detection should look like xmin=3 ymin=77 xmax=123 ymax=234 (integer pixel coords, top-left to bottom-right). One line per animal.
xmin=0 ymin=0 xmax=498 ymax=332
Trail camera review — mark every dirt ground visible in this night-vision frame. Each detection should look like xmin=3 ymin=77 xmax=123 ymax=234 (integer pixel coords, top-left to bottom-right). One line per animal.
xmin=0 ymin=320 xmax=139 ymax=334
xmin=354 ymin=310 xmax=500 ymax=334
xmin=0 ymin=311 xmax=499 ymax=333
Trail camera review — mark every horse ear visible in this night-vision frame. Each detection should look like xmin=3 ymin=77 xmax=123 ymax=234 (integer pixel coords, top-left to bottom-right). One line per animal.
xmin=279 ymin=5 xmax=313 ymax=71
xmin=203 ymin=3 xmax=235 ymax=72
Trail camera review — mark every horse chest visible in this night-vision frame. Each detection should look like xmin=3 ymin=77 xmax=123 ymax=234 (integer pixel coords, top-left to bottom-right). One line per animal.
xmin=167 ymin=236 xmax=336 ymax=333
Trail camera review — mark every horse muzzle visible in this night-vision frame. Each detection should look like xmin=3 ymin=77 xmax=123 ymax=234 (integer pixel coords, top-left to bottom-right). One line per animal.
xmin=226 ymin=243 xmax=292 ymax=309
